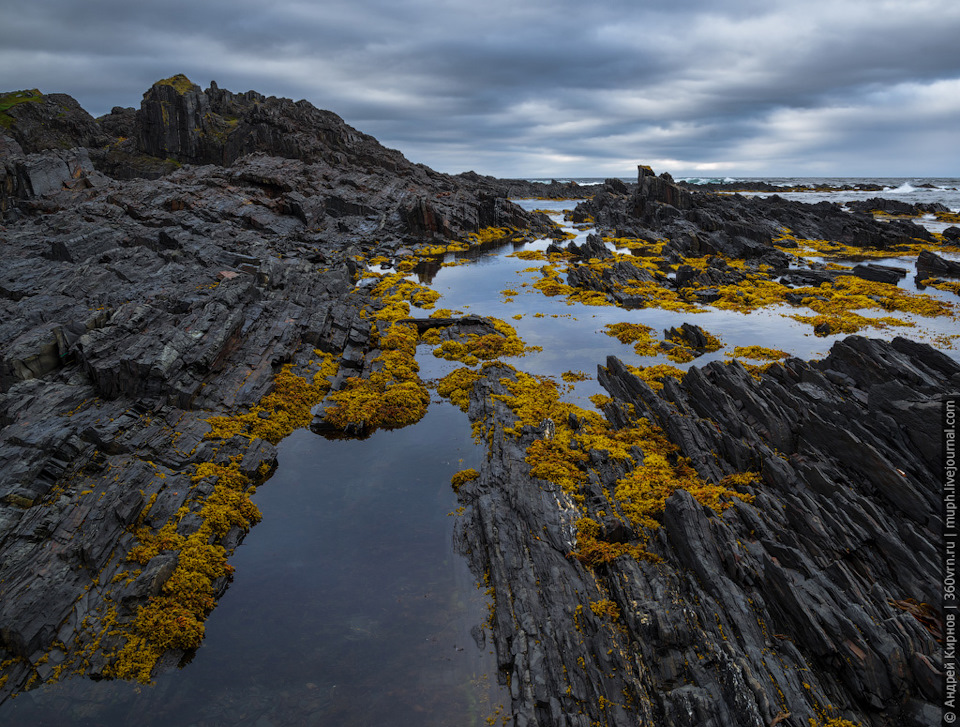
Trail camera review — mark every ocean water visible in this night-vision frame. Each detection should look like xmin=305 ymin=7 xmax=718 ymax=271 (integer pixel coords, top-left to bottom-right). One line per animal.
xmin=2 ymin=179 xmax=958 ymax=726
xmin=531 ymin=176 xmax=960 ymax=214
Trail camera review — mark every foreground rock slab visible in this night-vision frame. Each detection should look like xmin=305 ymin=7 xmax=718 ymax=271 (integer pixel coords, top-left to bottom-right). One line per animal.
xmin=456 ymin=336 xmax=954 ymax=727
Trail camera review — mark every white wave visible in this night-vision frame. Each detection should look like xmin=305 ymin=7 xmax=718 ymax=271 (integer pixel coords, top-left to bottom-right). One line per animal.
xmin=679 ymin=177 xmax=733 ymax=185
xmin=883 ymin=182 xmax=916 ymax=194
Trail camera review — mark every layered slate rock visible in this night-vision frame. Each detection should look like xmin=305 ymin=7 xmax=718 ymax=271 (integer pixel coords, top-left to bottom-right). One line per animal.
xmin=457 ymin=337 xmax=953 ymax=727
xmin=0 ymin=77 xmax=552 ymax=699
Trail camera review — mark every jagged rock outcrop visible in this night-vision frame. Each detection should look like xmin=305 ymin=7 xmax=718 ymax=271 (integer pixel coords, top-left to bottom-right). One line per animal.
xmin=574 ymin=166 xmax=935 ymax=270
xmin=130 ymin=75 xmax=412 ymax=171
xmin=0 ymin=77 xmax=553 ymax=701
xmin=457 ymin=336 xmax=953 ymax=726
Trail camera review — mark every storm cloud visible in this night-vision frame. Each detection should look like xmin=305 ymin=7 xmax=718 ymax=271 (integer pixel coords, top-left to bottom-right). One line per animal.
xmin=2 ymin=0 xmax=958 ymax=177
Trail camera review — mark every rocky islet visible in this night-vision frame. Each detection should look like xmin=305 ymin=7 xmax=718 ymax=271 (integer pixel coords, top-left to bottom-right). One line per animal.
xmin=1 ymin=76 xmax=958 ymax=726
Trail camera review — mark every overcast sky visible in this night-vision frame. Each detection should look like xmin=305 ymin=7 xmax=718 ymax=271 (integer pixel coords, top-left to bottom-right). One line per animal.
xmin=2 ymin=0 xmax=958 ymax=178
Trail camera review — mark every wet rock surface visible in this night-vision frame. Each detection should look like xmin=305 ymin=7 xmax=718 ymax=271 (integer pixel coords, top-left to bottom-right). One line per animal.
xmin=0 ymin=77 xmax=549 ymax=698
xmin=2 ymin=77 xmax=956 ymax=725
xmin=576 ymin=166 xmax=935 ymax=267
xmin=457 ymin=336 xmax=954 ymax=726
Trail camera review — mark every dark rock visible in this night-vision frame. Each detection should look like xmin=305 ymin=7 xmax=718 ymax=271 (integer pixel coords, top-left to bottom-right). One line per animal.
xmin=916 ymin=249 xmax=960 ymax=279
xmin=566 ymin=233 xmax=611 ymax=260
xmin=662 ymin=323 xmax=715 ymax=355
xmin=604 ymin=177 xmax=629 ymax=194
xmin=0 ymin=90 xmax=110 ymax=153
xmin=0 ymin=75 xmax=556 ymax=700
xmin=455 ymin=337 xmax=952 ymax=726
xmin=637 ymin=164 xmax=692 ymax=210
xmin=779 ymin=268 xmax=844 ymax=287
xmin=851 ymin=263 xmax=907 ymax=284
xmin=846 ymin=197 xmax=949 ymax=216
xmin=453 ymin=171 xmax=600 ymax=199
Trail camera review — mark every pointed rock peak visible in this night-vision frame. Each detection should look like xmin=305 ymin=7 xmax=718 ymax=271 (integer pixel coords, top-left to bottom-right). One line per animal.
xmin=637 ymin=164 xmax=656 ymax=180
xmin=153 ymin=74 xmax=200 ymax=95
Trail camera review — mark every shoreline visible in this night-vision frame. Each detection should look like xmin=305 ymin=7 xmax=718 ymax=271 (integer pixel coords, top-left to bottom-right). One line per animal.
xmin=1 ymin=78 xmax=958 ymax=726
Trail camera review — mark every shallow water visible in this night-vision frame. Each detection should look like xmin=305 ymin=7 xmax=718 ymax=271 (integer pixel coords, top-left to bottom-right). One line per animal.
xmin=2 ymin=184 xmax=958 ymax=725
xmin=1 ymin=405 xmax=499 ymax=727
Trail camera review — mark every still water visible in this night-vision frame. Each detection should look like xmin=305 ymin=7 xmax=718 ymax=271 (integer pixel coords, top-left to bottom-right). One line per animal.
xmin=2 ymin=191 xmax=958 ymax=725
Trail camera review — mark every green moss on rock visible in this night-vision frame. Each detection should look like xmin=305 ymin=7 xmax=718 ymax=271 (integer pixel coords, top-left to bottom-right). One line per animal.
xmin=156 ymin=74 xmax=199 ymax=95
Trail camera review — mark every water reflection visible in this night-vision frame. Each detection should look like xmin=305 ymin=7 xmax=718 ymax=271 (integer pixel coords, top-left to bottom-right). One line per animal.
xmin=2 ymin=406 xmax=499 ymax=727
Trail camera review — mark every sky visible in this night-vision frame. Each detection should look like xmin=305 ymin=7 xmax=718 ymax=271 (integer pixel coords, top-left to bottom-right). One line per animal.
xmin=1 ymin=0 xmax=959 ymax=179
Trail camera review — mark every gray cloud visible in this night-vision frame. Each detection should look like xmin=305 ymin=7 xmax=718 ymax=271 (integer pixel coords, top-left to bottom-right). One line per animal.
xmin=2 ymin=0 xmax=958 ymax=177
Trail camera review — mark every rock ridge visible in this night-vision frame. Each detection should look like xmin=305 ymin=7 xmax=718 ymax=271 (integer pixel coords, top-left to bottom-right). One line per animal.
xmin=455 ymin=336 xmax=954 ymax=726
xmin=0 ymin=76 xmax=553 ymax=699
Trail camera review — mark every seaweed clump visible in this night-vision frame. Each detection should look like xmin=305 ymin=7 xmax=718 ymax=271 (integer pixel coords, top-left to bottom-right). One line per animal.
xmin=432 ymin=317 xmax=540 ymax=366
xmin=322 ymin=273 xmax=433 ymax=433
xmin=204 ymin=352 xmax=338 ymax=444
xmin=452 ymin=366 xmax=757 ymax=563
xmin=112 ymin=458 xmax=258 ymax=682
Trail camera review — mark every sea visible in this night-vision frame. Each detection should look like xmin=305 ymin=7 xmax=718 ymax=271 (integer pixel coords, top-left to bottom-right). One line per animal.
xmin=1 ymin=178 xmax=958 ymax=727
xmin=531 ymin=176 xmax=960 ymax=213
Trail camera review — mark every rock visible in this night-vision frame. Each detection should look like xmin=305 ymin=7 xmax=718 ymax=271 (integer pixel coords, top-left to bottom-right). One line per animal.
xmin=779 ymin=268 xmax=844 ymax=287
xmin=636 ymin=164 xmax=692 ymax=209
xmin=573 ymin=165 xmax=934 ymax=262
xmin=0 ymin=90 xmax=109 ymax=153
xmin=604 ymin=177 xmax=629 ymax=195
xmin=846 ymin=197 xmax=949 ymax=216
xmin=453 ymin=171 xmax=599 ymax=199
xmin=662 ymin=323 xmax=716 ymax=355
xmin=851 ymin=263 xmax=907 ymax=284
xmin=0 ymin=75 xmax=556 ymax=700
xmin=916 ymin=249 xmax=960 ymax=280
xmin=565 ymin=233 xmax=611 ymax=260
xmin=454 ymin=337 xmax=952 ymax=726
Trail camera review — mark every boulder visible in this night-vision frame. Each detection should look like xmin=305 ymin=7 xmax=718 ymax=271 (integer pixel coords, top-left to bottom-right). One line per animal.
xmin=916 ymin=248 xmax=960 ymax=279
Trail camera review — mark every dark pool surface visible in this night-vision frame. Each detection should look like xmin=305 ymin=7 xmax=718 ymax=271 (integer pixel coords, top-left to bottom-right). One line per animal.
xmin=2 ymin=404 xmax=498 ymax=727
xmin=2 ymin=197 xmax=957 ymax=726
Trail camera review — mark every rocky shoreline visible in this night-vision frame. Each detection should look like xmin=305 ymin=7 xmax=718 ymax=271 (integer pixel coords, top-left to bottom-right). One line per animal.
xmin=0 ymin=75 xmax=554 ymax=696
xmin=453 ymin=335 xmax=952 ymax=726
xmin=1 ymin=77 xmax=957 ymax=726
xmin=444 ymin=169 xmax=958 ymax=726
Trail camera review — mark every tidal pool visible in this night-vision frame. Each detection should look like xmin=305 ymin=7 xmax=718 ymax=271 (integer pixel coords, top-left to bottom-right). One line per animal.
xmin=2 ymin=194 xmax=957 ymax=726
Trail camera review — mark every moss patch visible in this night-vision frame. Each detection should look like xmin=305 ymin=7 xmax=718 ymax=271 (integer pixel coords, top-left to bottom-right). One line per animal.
xmin=156 ymin=74 xmax=199 ymax=95
xmin=0 ymin=89 xmax=43 ymax=129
